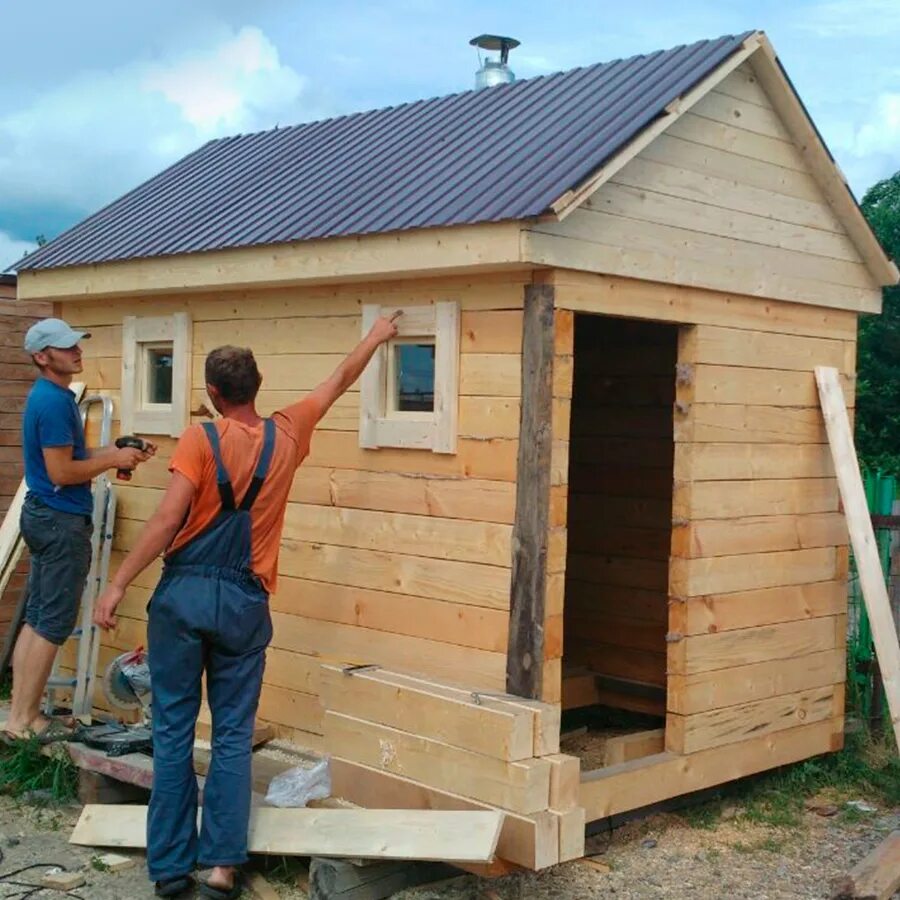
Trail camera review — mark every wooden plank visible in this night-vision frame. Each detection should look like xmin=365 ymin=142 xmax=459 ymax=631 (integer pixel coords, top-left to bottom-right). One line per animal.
xmin=679 ymin=325 xmax=848 ymax=372
xmin=71 ymin=805 xmax=504 ymax=863
xmin=668 ymin=649 xmax=845 ymax=715
xmin=579 ymin=719 xmax=838 ymax=821
xmin=816 ymin=366 xmax=900 ymax=747
xmin=553 ymin=806 xmax=586 ymax=863
xmin=672 ymin=512 xmax=846 ymax=558
xmin=546 ymin=754 xmax=581 ymax=810
xmin=831 ymin=830 xmax=900 ymax=900
xmin=323 ymin=710 xmax=551 ymax=814
xmin=281 ymin=503 xmax=512 ymax=568
xmin=669 ymin=580 xmax=846 ymax=636
xmin=675 ymin=404 xmax=826 ymax=444
xmin=550 ymin=272 xmax=859 ymax=341
xmin=674 ymin=442 xmax=836 ymax=482
xmin=692 ymin=88 xmax=793 ymax=141
xmin=685 ymin=365 xmax=853 ymax=407
xmin=668 ymin=616 xmax=842 ymax=675
xmin=672 ymin=480 xmax=840 ymax=521
xmin=328 ymin=758 xmax=559 ymax=869
xmin=507 ymin=284 xmax=553 ymax=700
xmin=318 ymin=664 xmax=535 ymax=762
xmin=667 ymin=685 xmax=836 ymax=754
xmin=601 ymin=729 xmax=666 ymax=766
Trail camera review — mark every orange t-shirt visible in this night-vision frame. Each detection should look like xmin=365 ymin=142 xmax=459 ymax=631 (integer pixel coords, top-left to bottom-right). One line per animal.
xmin=167 ymin=398 xmax=325 ymax=593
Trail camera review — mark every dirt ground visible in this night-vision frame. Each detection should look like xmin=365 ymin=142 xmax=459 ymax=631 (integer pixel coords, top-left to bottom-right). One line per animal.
xmin=0 ymin=791 xmax=897 ymax=899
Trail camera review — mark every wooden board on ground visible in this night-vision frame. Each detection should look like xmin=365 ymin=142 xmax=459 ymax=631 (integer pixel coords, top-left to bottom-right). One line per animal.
xmin=816 ymin=366 xmax=900 ymax=748
xmin=71 ymin=805 xmax=504 ymax=863
xmin=831 ymin=830 xmax=900 ymax=899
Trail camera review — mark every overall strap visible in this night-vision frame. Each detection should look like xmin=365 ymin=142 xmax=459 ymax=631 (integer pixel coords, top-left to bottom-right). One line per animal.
xmin=239 ymin=418 xmax=276 ymax=511
xmin=202 ymin=422 xmax=235 ymax=511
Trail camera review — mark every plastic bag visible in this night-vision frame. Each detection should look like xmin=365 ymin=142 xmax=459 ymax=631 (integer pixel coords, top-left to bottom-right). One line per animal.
xmin=265 ymin=757 xmax=332 ymax=808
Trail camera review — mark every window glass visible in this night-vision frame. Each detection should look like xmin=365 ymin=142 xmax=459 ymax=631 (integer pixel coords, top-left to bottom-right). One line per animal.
xmin=145 ymin=346 xmax=173 ymax=405
xmin=394 ymin=343 xmax=435 ymax=412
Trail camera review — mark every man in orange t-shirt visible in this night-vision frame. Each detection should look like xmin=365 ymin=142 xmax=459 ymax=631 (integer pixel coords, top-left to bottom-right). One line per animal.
xmin=94 ymin=311 xmax=400 ymax=900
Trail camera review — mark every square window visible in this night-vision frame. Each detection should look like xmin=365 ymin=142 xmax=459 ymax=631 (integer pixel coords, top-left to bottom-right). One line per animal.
xmin=359 ymin=302 xmax=459 ymax=454
xmin=122 ymin=313 xmax=191 ymax=436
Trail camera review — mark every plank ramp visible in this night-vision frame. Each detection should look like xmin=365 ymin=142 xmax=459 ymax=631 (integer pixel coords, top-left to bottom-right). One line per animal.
xmin=70 ymin=805 xmax=504 ymax=864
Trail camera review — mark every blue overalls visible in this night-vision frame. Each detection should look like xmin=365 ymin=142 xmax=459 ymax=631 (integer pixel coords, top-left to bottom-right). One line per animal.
xmin=146 ymin=419 xmax=275 ymax=883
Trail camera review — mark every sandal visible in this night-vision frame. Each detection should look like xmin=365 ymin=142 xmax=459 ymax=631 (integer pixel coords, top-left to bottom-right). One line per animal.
xmin=155 ymin=874 xmax=194 ymax=897
xmin=31 ymin=718 xmax=76 ymax=745
xmin=199 ymin=871 xmax=244 ymax=899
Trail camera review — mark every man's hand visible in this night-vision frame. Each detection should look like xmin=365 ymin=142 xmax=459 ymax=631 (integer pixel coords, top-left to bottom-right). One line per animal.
xmin=367 ymin=310 xmax=402 ymax=345
xmin=113 ymin=446 xmax=152 ymax=472
xmin=94 ymin=583 xmax=125 ymax=630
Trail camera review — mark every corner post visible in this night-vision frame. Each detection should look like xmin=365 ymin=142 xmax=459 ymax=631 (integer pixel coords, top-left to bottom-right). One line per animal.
xmin=506 ymin=283 xmax=555 ymax=698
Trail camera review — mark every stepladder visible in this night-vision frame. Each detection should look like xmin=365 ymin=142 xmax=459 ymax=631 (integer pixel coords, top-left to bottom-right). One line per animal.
xmin=45 ymin=394 xmax=118 ymax=719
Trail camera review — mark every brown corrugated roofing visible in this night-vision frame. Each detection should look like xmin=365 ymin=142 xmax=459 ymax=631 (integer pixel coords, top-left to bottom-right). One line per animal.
xmin=17 ymin=32 xmax=754 ymax=271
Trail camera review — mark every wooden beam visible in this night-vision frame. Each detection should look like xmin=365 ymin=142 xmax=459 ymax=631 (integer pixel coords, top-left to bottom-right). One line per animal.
xmin=831 ymin=830 xmax=900 ymax=899
xmin=328 ymin=758 xmax=559 ymax=870
xmin=507 ymin=283 xmax=554 ymax=699
xmin=816 ymin=366 xmax=900 ymax=748
xmin=17 ymin=223 xmax=526 ymax=302
xmin=70 ymin=805 xmax=504 ymax=863
xmin=318 ymin=664 xmax=536 ymax=761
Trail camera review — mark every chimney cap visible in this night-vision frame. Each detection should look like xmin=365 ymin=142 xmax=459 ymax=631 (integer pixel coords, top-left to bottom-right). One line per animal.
xmin=469 ymin=34 xmax=520 ymax=53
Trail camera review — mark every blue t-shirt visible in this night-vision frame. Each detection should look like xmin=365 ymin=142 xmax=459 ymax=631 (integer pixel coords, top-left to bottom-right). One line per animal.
xmin=22 ymin=378 xmax=93 ymax=516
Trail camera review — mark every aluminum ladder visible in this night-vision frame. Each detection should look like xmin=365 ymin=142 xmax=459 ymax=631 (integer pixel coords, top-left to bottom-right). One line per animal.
xmin=45 ymin=394 xmax=117 ymax=719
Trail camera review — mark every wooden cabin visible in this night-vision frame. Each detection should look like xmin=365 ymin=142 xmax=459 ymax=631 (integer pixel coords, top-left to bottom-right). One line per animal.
xmin=14 ymin=31 xmax=898 ymax=869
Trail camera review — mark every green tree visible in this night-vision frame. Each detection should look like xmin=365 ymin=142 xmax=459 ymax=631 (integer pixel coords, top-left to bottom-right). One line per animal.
xmin=857 ymin=173 xmax=900 ymax=473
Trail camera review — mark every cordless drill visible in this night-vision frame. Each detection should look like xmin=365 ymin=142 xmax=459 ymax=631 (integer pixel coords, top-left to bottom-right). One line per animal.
xmin=115 ymin=435 xmax=148 ymax=481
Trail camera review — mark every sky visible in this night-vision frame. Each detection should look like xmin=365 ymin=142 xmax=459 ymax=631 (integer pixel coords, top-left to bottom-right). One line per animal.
xmin=2 ymin=0 xmax=900 ymax=270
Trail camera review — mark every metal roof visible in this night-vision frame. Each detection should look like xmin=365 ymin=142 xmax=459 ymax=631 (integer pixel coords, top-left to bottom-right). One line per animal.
xmin=17 ymin=32 xmax=753 ymax=271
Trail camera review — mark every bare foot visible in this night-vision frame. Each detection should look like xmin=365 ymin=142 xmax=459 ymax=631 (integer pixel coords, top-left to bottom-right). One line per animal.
xmin=207 ymin=866 xmax=236 ymax=890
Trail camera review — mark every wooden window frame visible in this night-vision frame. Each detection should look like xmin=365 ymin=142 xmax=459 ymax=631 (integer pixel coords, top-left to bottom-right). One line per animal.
xmin=121 ymin=312 xmax=191 ymax=436
xmin=359 ymin=301 xmax=459 ymax=454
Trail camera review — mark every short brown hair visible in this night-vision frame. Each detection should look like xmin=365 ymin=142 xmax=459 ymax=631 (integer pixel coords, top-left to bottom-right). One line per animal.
xmin=205 ymin=346 xmax=262 ymax=405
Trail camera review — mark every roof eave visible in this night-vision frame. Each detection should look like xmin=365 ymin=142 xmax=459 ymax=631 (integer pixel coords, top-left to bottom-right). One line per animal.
xmin=15 ymin=220 xmax=528 ymax=303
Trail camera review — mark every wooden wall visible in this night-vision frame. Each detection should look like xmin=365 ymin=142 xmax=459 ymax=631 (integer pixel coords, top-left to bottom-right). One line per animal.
xmin=59 ymin=272 xmax=532 ymax=749
xmin=552 ymin=272 xmax=853 ymax=792
xmin=563 ymin=316 xmax=675 ymax=708
xmin=0 ymin=288 xmax=51 ymax=645
xmin=523 ymin=62 xmax=883 ymax=315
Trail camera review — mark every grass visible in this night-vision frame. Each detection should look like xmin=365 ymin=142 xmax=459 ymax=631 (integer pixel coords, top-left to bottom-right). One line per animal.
xmin=0 ymin=737 xmax=79 ymax=804
xmin=680 ymin=728 xmax=899 ymax=832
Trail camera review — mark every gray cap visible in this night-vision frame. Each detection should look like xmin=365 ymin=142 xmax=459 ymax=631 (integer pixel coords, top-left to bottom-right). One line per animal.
xmin=24 ymin=318 xmax=91 ymax=353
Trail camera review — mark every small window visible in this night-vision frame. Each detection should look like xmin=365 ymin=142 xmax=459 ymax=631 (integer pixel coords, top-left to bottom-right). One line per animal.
xmin=390 ymin=341 xmax=435 ymax=413
xmin=359 ymin=302 xmax=459 ymax=454
xmin=122 ymin=313 xmax=191 ymax=436
xmin=143 ymin=345 xmax=174 ymax=406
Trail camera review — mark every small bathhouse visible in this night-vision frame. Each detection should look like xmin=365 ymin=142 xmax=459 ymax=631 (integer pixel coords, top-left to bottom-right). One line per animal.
xmin=14 ymin=30 xmax=898 ymax=869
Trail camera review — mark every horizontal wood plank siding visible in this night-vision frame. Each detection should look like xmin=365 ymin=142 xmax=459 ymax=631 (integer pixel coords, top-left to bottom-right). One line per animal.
xmin=61 ymin=273 xmax=533 ymax=745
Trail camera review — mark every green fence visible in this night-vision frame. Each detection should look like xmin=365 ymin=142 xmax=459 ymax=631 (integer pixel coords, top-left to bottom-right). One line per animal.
xmin=846 ymin=470 xmax=896 ymax=724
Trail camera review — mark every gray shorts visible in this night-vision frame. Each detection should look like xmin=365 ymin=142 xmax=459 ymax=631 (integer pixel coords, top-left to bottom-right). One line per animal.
xmin=20 ymin=496 xmax=93 ymax=646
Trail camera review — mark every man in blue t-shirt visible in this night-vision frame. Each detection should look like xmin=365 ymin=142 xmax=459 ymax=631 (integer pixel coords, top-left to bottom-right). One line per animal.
xmin=6 ymin=318 xmax=153 ymax=743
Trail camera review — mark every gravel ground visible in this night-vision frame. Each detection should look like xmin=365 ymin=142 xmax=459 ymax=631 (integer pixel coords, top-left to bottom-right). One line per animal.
xmin=0 ymin=791 xmax=896 ymax=899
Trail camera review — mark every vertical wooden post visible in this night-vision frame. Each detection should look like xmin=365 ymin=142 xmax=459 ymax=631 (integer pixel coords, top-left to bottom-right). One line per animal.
xmin=507 ymin=284 xmax=555 ymax=699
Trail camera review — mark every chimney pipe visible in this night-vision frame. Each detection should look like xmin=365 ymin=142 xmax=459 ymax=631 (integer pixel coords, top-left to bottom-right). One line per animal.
xmin=470 ymin=34 xmax=520 ymax=89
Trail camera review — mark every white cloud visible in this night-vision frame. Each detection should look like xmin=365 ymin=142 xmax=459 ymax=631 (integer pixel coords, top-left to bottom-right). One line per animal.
xmin=0 ymin=27 xmax=317 ymax=237
xmin=0 ymin=232 xmax=37 ymax=272
xmin=798 ymin=0 xmax=900 ymax=38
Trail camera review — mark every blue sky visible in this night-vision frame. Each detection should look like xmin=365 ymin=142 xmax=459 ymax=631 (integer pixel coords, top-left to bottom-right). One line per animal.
xmin=2 ymin=0 xmax=899 ymax=269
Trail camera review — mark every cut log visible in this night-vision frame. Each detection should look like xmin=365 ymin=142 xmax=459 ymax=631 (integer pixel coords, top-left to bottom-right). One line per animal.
xmin=308 ymin=858 xmax=456 ymax=900
xmin=830 ymin=830 xmax=900 ymax=899
xmin=70 ymin=805 xmax=504 ymax=863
